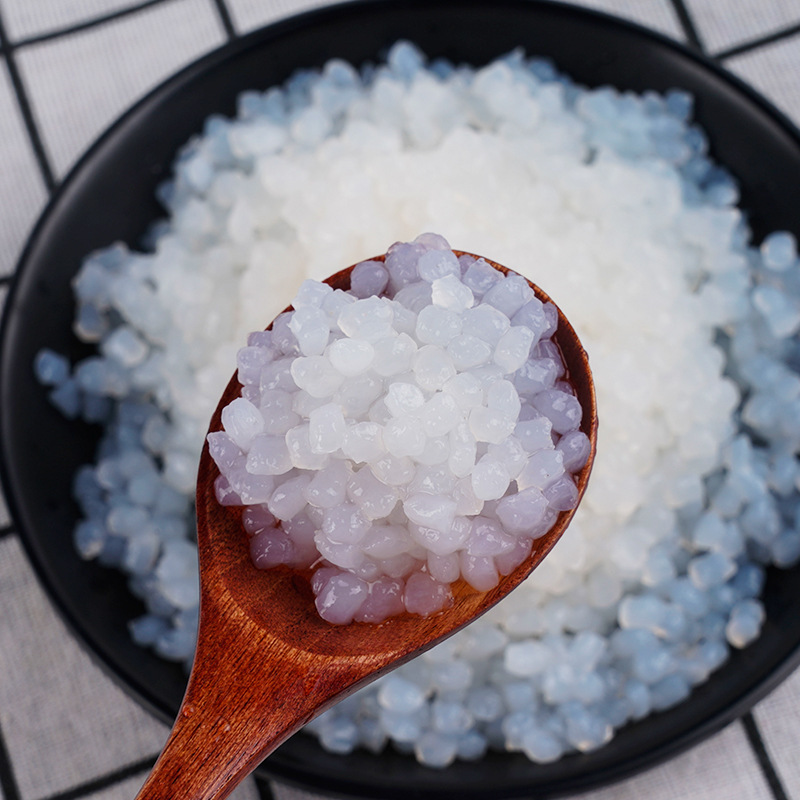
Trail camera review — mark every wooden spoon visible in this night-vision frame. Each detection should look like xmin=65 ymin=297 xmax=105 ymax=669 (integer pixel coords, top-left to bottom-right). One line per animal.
xmin=134 ymin=252 xmax=598 ymax=800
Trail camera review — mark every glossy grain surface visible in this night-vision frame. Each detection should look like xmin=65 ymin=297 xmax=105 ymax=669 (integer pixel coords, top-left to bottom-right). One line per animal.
xmin=134 ymin=252 xmax=597 ymax=800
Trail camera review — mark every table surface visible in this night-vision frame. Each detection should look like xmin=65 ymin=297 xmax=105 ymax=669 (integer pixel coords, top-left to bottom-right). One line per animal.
xmin=1 ymin=1 xmax=800 ymax=799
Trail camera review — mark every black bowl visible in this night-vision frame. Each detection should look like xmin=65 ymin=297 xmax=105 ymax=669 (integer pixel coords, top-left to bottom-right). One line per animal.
xmin=2 ymin=1 xmax=800 ymax=797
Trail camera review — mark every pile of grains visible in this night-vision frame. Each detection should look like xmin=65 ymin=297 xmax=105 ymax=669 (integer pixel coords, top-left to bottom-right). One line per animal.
xmin=208 ymin=236 xmax=588 ymax=624
xmin=36 ymin=41 xmax=800 ymax=767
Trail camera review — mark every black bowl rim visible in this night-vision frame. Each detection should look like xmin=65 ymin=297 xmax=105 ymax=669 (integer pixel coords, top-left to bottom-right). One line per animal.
xmin=2 ymin=1 xmax=800 ymax=798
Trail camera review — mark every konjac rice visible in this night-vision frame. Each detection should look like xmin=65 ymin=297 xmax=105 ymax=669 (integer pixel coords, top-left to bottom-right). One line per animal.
xmin=35 ymin=41 xmax=800 ymax=767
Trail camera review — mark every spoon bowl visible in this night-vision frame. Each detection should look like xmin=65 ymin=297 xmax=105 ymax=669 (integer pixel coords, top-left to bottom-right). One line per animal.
xmin=134 ymin=252 xmax=597 ymax=800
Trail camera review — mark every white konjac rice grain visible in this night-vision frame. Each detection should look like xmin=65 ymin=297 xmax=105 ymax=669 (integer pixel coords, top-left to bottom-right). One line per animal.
xmin=40 ymin=41 xmax=800 ymax=767
xmin=208 ymin=236 xmax=586 ymax=624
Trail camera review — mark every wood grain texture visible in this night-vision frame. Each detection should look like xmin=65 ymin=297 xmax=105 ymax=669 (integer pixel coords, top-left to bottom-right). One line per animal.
xmin=134 ymin=252 xmax=598 ymax=800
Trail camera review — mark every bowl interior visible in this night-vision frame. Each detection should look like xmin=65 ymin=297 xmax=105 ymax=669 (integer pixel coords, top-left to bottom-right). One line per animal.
xmin=2 ymin=1 xmax=800 ymax=798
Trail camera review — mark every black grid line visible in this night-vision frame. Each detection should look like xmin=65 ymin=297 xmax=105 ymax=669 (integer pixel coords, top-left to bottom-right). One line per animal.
xmin=668 ymin=0 xmax=706 ymax=52
xmin=0 ymin=9 xmax=56 ymax=192
xmin=0 ymin=274 xmax=11 ymax=287
xmin=715 ymin=21 xmax=800 ymax=60
xmin=39 ymin=754 xmax=157 ymax=800
xmin=0 ymin=718 xmax=23 ymax=800
xmin=210 ymin=0 xmax=237 ymax=40
xmin=0 ymin=523 xmax=16 ymax=539
xmin=8 ymin=0 xmax=178 ymax=51
xmin=742 ymin=712 xmax=791 ymax=800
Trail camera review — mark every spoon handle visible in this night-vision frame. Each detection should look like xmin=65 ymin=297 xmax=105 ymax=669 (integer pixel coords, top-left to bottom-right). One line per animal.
xmin=133 ymin=693 xmax=275 ymax=800
xmin=133 ymin=654 xmax=297 ymax=797
xmin=133 ymin=592 xmax=363 ymax=800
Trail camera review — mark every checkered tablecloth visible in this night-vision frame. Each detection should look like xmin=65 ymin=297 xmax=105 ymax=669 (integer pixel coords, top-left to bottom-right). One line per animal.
xmin=1 ymin=1 xmax=800 ymax=799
